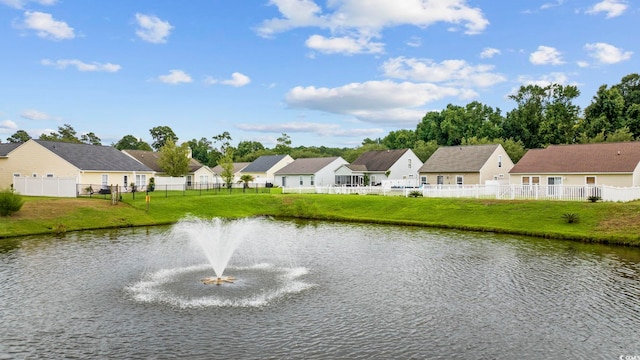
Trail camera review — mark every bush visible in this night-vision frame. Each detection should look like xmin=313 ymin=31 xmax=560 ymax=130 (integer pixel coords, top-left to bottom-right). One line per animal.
xmin=0 ymin=189 xmax=24 ymax=216
xmin=408 ymin=190 xmax=423 ymax=198
xmin=562 ymin=213 xmax=580 ymax=224
xmin=587 ymin=195 xmax=601 ymax=203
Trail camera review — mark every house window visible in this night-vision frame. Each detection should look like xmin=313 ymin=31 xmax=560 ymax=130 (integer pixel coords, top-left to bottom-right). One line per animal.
xmin=46 ymin=173 xmax=54 ymax=178
xmin=436 ymin=175 xmax=444 ymax=185
xmin=311 ymin=176 xmax=315 ymax=186
xmin=123 ymin=175 xmax=128 ymax=188
xmin=420 ymin=176 xmax=427 ymax=185
xmin=456 ymin=175 xmax=463 ymax=186
xmin=586 ymin=176 xmax=596 ymax=186
xmin=547 ymin=176 xmax=562 ymax=196
xmin=498 ymin=155 xmax=502 ymax=168
xmin=186 ymin=175 xmax=192 ymax=187
xmin=408 ymin=159 xmax=412 ymax=169
xmin=370 ymin=175 xmax=376 ymax=186
xmin=522 ymin=176 xmax=540 ymax=186
xmin=101 ymin=174 xmax=108 ymax=189
xmin=299 ymin=176 xmax=303 ymax=186
xmin=136 ymin=174 xmax=146 ymax=188
xmin=282 ymin=177 xmax=287 ymax=187
xmin=200 ymin=175 xmax=209 ymax=184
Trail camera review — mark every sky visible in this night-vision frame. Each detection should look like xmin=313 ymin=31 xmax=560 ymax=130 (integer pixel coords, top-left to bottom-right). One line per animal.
xmin=0 ymin=0 xmax=637 ymax=149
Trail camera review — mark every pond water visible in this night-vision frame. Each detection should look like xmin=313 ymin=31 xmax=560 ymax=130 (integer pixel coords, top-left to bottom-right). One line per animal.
xmin=1 ymin=217 xmax=639 ymax=359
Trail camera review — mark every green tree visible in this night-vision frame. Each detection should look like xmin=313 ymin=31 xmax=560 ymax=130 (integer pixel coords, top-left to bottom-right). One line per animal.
xmin=150 ymin=126 xmax=178 ymax=151
xmin=6 ymin=130 xmax=31 ymax=143
xmin=239 ymin=174 xmax=255 ymax=188
xmin=114 ymin=135 xmax=152 ymax=150
xmin=187 ymin=137 xmax=214 ymax=166
xmin=274 ymin=133 xmax=292 ymax=154
xmin=80 ymin=132 xmax=102 ymax=145
xmin=412 ymin=140 xmax=439 ymax=162
xmin=382 ymin=129 xmax=416 ymax=149
xmin=235 ymin=140 xmax=265 ymax=160
xmin=217 ymin=147 xmax=235 ymax=188
xmin=538 ymin=84 xmax=581 ymax=145
xmin=503 ymin=85 xmax=546 ymax=149
xmin=39 ymin=124 xmax=82 ymax=143
xmin=581 ymin=85 xmax=625 ymax=139
xmin=157 ymin=139 xmax=190 ymax=176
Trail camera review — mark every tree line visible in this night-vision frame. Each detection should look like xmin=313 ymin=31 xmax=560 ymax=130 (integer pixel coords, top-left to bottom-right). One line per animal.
xmin=5 ymin=73 xmax=639 ymax=166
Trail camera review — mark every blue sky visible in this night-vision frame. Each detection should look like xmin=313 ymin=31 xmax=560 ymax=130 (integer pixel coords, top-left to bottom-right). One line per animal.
xmin=0 ymin=0 xmax=636 ymax=149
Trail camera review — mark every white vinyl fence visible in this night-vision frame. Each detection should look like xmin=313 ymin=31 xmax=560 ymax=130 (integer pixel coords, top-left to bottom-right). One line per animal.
xmin=282 ymin=184 xmax=640 ymax=202
xmin=13 ymin=177 xmax=77 ymax=197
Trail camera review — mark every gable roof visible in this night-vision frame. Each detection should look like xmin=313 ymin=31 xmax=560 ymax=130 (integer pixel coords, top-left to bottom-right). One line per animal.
xmin=211 ymin=162 xmax=250 ymax=175
xmin=275 ymin=157 xmax=341 ymax=175
xmin=123 ymin=149 xmax=206 ymax=173
xmin=0 ymin=143 xmax=21 ymax=157
xmin=350 ymin=149 xmax=409 ymax=172
xmin=34 ymin=140 xmax=152 ymax=171
xmin=419 ymin=144 xmax=500 ymax=173
xmin=510 ymin=142 xmax=640 ymax=174
xmin=242 ymin=155 xmax=289 ymax=172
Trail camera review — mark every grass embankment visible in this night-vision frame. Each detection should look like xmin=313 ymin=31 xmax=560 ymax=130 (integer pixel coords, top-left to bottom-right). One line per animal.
xmin=1 ymin=193 xmax=639 ymax=246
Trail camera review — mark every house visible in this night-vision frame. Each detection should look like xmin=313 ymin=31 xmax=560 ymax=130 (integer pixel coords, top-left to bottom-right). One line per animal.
xmin=123 ymin=149 xmax=215 ymax=188
xmin=274 ymin=156 xmax=349 ymax=187
xmin=418 ymin=144 xmax=514 ymax=186
xmin=334 ymin=149 xmax=422 ymax=186
xmin=211 ymin=162 xmax=250 ymax=185
xmin=240 ymin=155 xmax=294 ymax=185
xmin=509 ymin=142 xmax=640 ymax=187
xmin=0 ymin=139 xmax=154 ymax=192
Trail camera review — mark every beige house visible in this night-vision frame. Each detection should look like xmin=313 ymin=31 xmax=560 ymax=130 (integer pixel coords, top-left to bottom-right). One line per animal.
xmin=0 ymin=139 xmax=154 ymax=192
xmin=211 ymin=162 xmax=250 ymax=185
xmin=240 ymin=155 xmax=294 ymax=185
xmin=123 ymin=149 xmax=215 ymax=188
xmin=418 ymin=144 xmax=514 ymax=186
xmin=274 ymin=156 xmax=349 ymax=187
xmin=509 ymin=142 xmax=640 ymax=187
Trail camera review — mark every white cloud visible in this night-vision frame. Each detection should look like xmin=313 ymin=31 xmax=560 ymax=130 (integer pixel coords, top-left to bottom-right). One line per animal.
xmin=285 ymin=80 xmax=475 ymax=125
xmin=381 ymin=57 xmax=506 ymax=88
xmin=205 ymin=72 xmax=251 ymax=87
xmin=0 ymin=120 xmax=18 ymax=133
xmin=516 ymin=72 xmax=570 ymax=88
xmin=406 ymin=36 xmax=421 ymax=48
xmin=305 ymin=34 xmax=384 ymax=55
xmin=236 ymin=121 xmax=383 ymax=137
xmin=257 ymin=0 xmax=489 ymax=39
xmin=135 ymin=13 xmax=173 ymax=44
xmin=157 ymin=70 xmax=192 ymax=84
xmin=41 ymin=59 xmax=121 ymax=72
xmin=22 ymin=11 xmax=74 ymax=40
xmin=584 ymin=42 xmax=632 ymax=64
xmin=480 ymin=47 xmax=500 ymax=59
xmin=21 ymin=109 xmax=52 ymax=120
xmin=1 ymin=0 xmax=56 ymax=9
xmin=586 ymin=0 xmax=627 ymax=18
xmin=540 ymin=0 xmax=565 ymax=10
xmin=529 ymin=45 xmax=564 ymax=65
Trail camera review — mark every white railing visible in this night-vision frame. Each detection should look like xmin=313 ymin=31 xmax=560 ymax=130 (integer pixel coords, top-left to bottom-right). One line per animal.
xmin=283 ymin=183 xmax=640 ymax=202
xmin=13 ymin=177 xmax=77 ymax=197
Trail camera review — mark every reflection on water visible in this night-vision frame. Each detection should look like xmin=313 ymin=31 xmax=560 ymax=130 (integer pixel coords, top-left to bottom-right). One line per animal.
xmin=1 ymin=218 xmax=640 ymax=359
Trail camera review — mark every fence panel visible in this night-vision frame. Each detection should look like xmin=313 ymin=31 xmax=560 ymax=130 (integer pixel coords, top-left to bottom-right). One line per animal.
xmin=13 ymin=177 xmax=77 ymax=197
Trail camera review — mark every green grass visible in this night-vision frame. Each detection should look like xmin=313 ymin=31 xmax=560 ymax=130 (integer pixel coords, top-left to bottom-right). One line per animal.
xmin=1 ymin=193 xmax=640 ymax=246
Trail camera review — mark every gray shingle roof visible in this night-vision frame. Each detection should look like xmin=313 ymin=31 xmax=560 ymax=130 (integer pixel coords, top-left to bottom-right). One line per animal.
xmin=275 ymin=157 xmax=340 ymax=175
xmin=351 ymin=149 xmax=409 ymax=172
xmin=242 ymin=155 xmax=288 ymax=172
xmin=211 ymin=162 xmax=250 ymax=175
xmin=34 ymin=140 xmax=152 ymax=171
xmin=124 ymin=149 xmax=205 ymax=172
xmin=510 ymin=142 xmax=640 ymax=173
xmin=418 ymin=144 xmax=499 ymax=173
xmin=0 ymin=143 xmax=21 ymax=157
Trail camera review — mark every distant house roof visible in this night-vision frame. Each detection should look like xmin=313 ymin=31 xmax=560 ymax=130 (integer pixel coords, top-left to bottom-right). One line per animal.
xmin=124 ymin=149 xmax=205 ymax=173
xmin=0 ymin=143 xmax=21 ymax=157
xmin=34 ymin=140 xmax=152 ymax=171
xmin=242 ymin=155 xmax=289 ymax=172
xmin=275 ymin=157 xmax=340 ymax=175
xmin=349 ymin=149 xmax=409 ymax=172
xmin=211 ymin=162 xmax=250 ymax=175
xmin=419 ymin=144 xmax=500 ymax=173
xmin=510 ymin=142 xmax=640 ymax=174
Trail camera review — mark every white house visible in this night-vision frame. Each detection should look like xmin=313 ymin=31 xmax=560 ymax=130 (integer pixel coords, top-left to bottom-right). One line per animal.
xmin=274 ymin=156 xmax=348 ymax=187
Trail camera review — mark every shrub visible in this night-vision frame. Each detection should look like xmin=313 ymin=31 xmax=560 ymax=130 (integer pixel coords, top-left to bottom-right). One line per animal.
xmin=562 ymin=213 xmax=580 ymax=224
xmin=0 ymin=188 xmax=24 ymax=216
xmin=408 ymin=190 xmax=423 ymax=198
xmin=587 ymin=195 xmax=601 ymax=203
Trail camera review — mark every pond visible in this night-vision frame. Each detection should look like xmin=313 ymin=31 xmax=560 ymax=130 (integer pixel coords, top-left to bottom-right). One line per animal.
xmin=1 ymin=217 xmax=639 ymax=359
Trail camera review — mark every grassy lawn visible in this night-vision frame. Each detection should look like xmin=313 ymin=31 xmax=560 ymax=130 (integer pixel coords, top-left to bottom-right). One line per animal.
xmin=1 ymin=192 xmax=639 ymax=246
